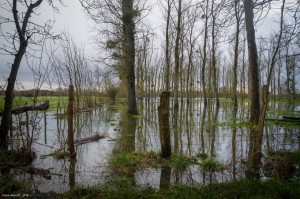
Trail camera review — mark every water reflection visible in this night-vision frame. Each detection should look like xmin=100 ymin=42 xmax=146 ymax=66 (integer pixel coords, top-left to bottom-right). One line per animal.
xmin=69 ymin=158 xmax=76 ymax=190
xmin=8 ymin=99 xmax=300 ymax=193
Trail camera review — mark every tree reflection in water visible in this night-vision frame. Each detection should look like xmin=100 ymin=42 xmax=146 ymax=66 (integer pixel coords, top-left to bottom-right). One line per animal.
xmin=12 ymin=99 xmax=300 ymax=192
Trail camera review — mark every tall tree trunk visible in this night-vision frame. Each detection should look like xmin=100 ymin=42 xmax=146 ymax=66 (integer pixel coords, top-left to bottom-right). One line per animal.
xmin=122 ymin=0 xmax=138 ymax=115
xmin=164 ymin=0 xmax=171 ymax=91
xmin=201 ymin=0 xmax=209 ymax=106
xmin=211 ymin=0 xmax=219 ymax=106
xmin=233 ymin=0 xmax=241 ymax=108
xmin=244 ymin=0 xmax=260 ymax=124
xmin=244 ymin=0 xmax=260 ymax=178
xmin=173 ymin=0 xmax=182 ymax=112
xmin=254 ymin=1 xmax=285 ymax=177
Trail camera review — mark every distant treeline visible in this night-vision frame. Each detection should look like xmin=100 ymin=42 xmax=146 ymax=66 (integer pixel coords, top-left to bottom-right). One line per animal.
xmin=13 ymin=89 xmax=68 ymax=97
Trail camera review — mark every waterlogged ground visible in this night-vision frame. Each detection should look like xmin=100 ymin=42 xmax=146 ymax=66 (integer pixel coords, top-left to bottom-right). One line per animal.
xmin=10 ymin=99 xmax=300 ymax=193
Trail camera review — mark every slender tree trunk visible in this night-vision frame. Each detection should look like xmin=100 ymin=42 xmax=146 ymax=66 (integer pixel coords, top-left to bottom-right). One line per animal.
xmin=233 ymin=0 xmax=241 ymax=107
xmin=211 ymin=2 xmax=219 ymax=106
xmin=122 ymin=0 xmax=138 ymax=115
xmin=165 ymin=0 xmax=171 ymax=91
xmin=201 ymin=0 xmax=209 ymax=106
xmin=173 ymin=0 xmax=182 ymax=112
xmin=186 ymin=45 xmax=193 ymax=105
xmin=254 ymin=1 xmax=285 ymax=174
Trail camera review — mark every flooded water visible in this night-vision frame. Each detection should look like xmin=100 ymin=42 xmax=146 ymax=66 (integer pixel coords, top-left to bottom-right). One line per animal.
xmin=9 ymin=99 xmax=300 ymax=193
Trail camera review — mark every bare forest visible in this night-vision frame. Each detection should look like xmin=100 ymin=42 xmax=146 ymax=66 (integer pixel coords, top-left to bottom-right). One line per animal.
xmin=0 ymin=0 xmax=300 ymax=197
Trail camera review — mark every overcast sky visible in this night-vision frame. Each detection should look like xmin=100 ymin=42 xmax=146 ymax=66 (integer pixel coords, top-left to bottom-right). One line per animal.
xmin=0 ymin=0 xmax=282 ymax=90
xmin=0 ymin=0 xmax=94 ymax=90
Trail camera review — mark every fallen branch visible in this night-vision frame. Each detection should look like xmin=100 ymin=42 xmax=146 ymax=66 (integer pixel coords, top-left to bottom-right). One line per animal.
xmin=13 ymin=166 xmax=62 ymax=180
xmin=266 ymin=117 xmax=300 ymax=125
xmin=74 ymin=133 xmax=106 ymax=145
xmin=282 ymin=116 xmax=300 ymax=122
xmin=0 ymin=100 xmax=49 ymax=116
xmin=77 ymin=109 xmax=93 ymax=113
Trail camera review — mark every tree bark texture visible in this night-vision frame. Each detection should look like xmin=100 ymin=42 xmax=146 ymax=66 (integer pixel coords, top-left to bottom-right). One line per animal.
xmin=158 ymin=92 xmax=171 ymax=158
xmin=122 ymin=0 xmax=138 ymax=115
xmin=244 ymin=0 xmax=260 ymax=124
xmin=244 ymin=0 xmax=261 ymax=178
xmin=68 ymin=85 xmax=76 ymax=158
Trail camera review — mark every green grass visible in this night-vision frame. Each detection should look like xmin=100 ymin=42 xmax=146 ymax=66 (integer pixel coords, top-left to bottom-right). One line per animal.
xmin=268 ymin=108 xmax=300 ymax=118
xmin=269 ymin=98 xmax=300 ymax=103
xmin=67 ymin=178 xmax=300 ymax=199
xmin=196 ymin=153 xmax=209 ymax=160
xmin=109 ymin=152 xmax=168 ymax=174
xmin=132 ymin=114 xmax=144 ymax=119
xmin=49 ymin=150 xmax=70 ymax=160
xmin=0 ymin=96 xmax=104 ymax=111
xmin=200 ymin=158 xmax=222 ymax=172
xmin=108 ymin=103 xmax=127 ymax=111
xmin=171 ymin=155 xmax=192 ymax=170
xmin=0 ymin=175 xmax=31 ymax=196
xmin=0 ymin=96 xmax=68 ymax=110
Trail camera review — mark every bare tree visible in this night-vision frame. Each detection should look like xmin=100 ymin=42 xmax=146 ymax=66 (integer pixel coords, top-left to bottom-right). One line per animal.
xmin=79 ymin=0 xmax=149 ymax=115
xmin=244 ymin=0 xmax=261 ymax=177
xmin=200 ymin=0 xmax=210 ymax=106
xmin=0 ymin=0 xmax=59 ymax=149
xmin=51 ymin=32 xmax=91 ymax=111
xmin=232 ymin=0 xmax=244 ymax=107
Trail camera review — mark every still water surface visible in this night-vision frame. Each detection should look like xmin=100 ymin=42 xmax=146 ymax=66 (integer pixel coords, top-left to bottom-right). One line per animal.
xmin=13 ymin=99 xmax=300 ymax=193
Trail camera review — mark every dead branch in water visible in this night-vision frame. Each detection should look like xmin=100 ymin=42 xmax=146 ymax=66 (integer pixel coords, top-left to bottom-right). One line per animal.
xmin=0 ymin=101 xmax=49 ymax=116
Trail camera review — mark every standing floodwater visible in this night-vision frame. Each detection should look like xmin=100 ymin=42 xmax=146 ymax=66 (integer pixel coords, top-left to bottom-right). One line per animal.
xmin=8 ymin=99 xmax=300 ymax=193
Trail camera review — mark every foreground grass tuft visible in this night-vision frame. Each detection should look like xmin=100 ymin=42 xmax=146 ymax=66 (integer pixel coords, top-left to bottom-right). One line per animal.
xmin=171 ymin=155 xmax=192 ymax=170
xmin=50 ymin=150 xmax=70 ymax=160
xmin=109 ymin=152 xmax=168 ymax=174
xmin=200 ymin=158 xmax=222 ymax=172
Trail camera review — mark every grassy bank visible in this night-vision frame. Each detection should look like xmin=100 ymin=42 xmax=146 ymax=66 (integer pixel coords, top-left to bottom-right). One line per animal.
xmin=2 ymin=175 xmax=300 ymax=199
xmin=66 ymin=178 xmax=300 ymax=199
xmin=0 ymin=96 xmax=106 ymax=111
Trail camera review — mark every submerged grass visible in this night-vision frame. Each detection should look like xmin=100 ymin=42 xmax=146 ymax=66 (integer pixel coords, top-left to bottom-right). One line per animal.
xmin=196 ymin=152 xmax=209 ymax=160
xmin=200 ymin=158 xmax=222 ymax=172
xmin=50 ymin=150 xmax=70 ymax=160
xmin=109 ymin=152 xmax=168 ymax=174
xmin=171 ymin=155 xmax=192 ymax=170
xmin=109 ymin=152 xmax=197 ymax=174
xmin=110 ymin=151 xmax=228 ymax=175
